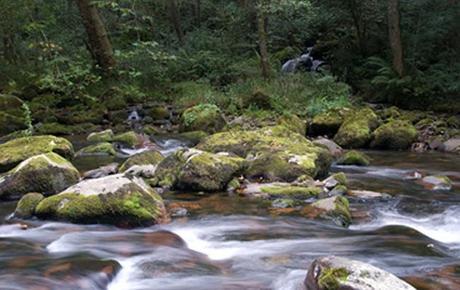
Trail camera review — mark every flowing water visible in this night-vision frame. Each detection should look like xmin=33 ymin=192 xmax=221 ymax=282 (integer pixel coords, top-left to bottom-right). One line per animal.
xmin=0 ymin=139 xmax=459 ymax=290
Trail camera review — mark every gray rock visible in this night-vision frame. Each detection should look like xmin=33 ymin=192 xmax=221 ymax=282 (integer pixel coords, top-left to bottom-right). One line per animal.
xmin=421 ymin=175 xmax=452 ymax=191
xmin=83 ymin=163 xmax=119 ymax=179
xmin=442 ymin=138 xmax=460 ymax=154
xmin=348 ymin=190 xmax=391 ymax=199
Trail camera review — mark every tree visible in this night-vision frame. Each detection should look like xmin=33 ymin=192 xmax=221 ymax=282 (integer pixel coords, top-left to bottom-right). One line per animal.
xmin=168 ymin=0 xmax=185 ymax=45
xmin=75 ymin=0 xmax=116 ymax=74
xmin=387 ymin=0 xmax=404 ymax=77
xmin=256 ymin=1 xmax=271 ymax=79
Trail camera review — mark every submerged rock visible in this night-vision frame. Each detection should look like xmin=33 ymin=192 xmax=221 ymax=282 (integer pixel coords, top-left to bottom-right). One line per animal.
xmin=35 ymin=174 xmax=168 ymax=227
xmin=197 ymin=125 xmax=332 ymax=181
xmin=337 ymin=150 xmax=370 ymax=166
xmin=119 ymin=150 xmax=165 ymax=172
xmin=420 ymin=175 xmax=452 ymax=191
xmin=301 ymin=196 xmax=352 ymax=227
xmin=0 ymin=153 xmax=80 ymax=200
xmin=180 ymin=104 xmax=226 ymax=134
xmin=348 ymin=190 xmax=391 ymax=199
xmin=13 ymin=192 xmax=45 ymax=218
xmin=0 ymin=135 xmax=74 ymax=172
xmin=334 ymin=108 xmax=380 ymax=148
xmin=305 ymin=256 xmax=416 ymax=290
xmin=154 ymin=149 xmax=245 ymax=191
xmin=371 ymin=120 xmax=418 ymax=150
xmin=76 ymin=142 xmax=117 ymax=156
xmin=87 ymin=129 xmax=114 ymax=143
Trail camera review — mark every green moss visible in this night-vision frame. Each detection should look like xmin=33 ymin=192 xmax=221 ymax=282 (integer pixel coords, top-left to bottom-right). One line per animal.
xmin=119 ymin=150 xmax=165 ymax=172
xmin=334 ymin=108 xmax=380 ymax=148
xmin=87 ymin=129 xmax=114 ymax=143
xmin=143 ymin=125 xmax=160 ymax=136
xmin=0 ymin=135 xmax=74 ymax=172
xmin=260 ymin=185 xmax=321 ymax=198
xmin=0 ymin=111 xmax=26 ymax=135
xmin=277 ymin=113 xmax=306 ymax=135
xmin=331 ymin=172 xmax=347 ymax=186
xmin=371 ymin=120 xmax=418 ymax=150
xmin=36 ymin=122 xmax=95 ymax=135
xmin=76 ymin=142 xmax=116 ymax=156
xmin=14 ymin=192 xmax=45 ymax=218
xmin=113 ymin=131 xmax=141 ymax=148
xmin=334 ymin=196 xmax=352 ymax=226
xmin=149 ymin=106 xmax=170 ymax=120
xmin=178 ymin=131 xmax=209 ymax=145
xmin=337 ymin=150 xmax=370 ymax=166
xmin=180 ymin=104 xmax=226 ymax=133
xmin=318 ymin=267 xmax=350 ymax=290
xmin=310 ymin=110 xmax=344 ymax=136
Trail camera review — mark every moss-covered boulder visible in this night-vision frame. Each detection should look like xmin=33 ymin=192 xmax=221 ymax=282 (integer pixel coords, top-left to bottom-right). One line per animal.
xmin=35 ymin=174 xmax=168 ymax=227
xmin=197 ymin=126 xmax=332 ymax=181
xmin=301 ymin=196 xmax=352 ymax=227
xmin=76 ymin=142 xmax=117 ymax=156
xmin=323 ymin=172 xmax=347 ymax=190
xmin=180 ymin=104 xmax=226 ymax=134
xmin=153 ymin=149 xmax=245 ymax=191
xmin=337 ymin=150 xmax=370 ymax=166
xmin=0 ymin=153 xmax=80 ymax=200
xmin=113 ymin=131 xmax=142 ymax=148
xmin=260 ymin=184 xmax=321 ymax=199
xmin=277 ymin=114 xmax=306 ymax=135
xmin=371 ymin=120 xmax=418 ymax=150
xmin=334 ymin=108 xmax=380 ymax=148
xmin=177 ymin=131 xmax=209 ymax=146
xmin=119 ymin=150 xmax=165 ymax=172
xmin=309 ymin=110 xmax=345 ymax=137
xmin=313 ymin=138 xmax=343 ymax=158
xmin=149 ymin=106 xmax=170 ymax=120
xmin=0 ymin=135 xmax=74 ymax=172
xmin=305 ymin=256 xmax=416 ymax=290
xmin=0 ymin=94 xmax=27 ymax=136
xmin=87 ymin=129 xmax=114 ymax=143
xmin=13 ymin=192 xmax=45 ymax=218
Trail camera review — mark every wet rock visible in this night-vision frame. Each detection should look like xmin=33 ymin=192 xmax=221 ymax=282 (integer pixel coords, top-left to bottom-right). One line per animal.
xmin=371 ymin=120 xmax=418 ymax=150
xmin=180 ymin=104 xmax=226 ymax=134
xmin=35 ymin=174 xmax=168 ymax=227
xmin=277 ymin=113 xmax=306 ymax=135
xmin=309 ymin=109 xmax=346 ymax=137
xmin=197 ymin=125 xmax=332 ymax=181
xmin=442 ymin=138 xmax=460 ymax=154
xmin=87 ymin=129 xmax=114 ymax=143
xmin=0 ymin=135 xmax=74 ymax=172
xmin=305 ymin=256 xmax=416 ymax=290
xmin=301 ymin=196 xmax=352 ymax=227
xmin=177 ymin=131 xmax=209 ymax=146
xmin=259 ymin=183 xmax=321 ymax=199
xmin=313 ymin=138 xmax=343 ymax=158
xmin=153 ymin=149 xmax=245 ymax=191
xmin=0 ymin=94 xmax=27 ymax=136
xmin=420 ymin=175 xmax=452 ymax=191
xmin=76 ymin=142 xmax=116 ymax=156
xmin=327 ymin=185 xmax=348 ymax=197
xmin=337 ymin=150 xmax=370 ymax=166
xmin=334 ymin=107 xmax=380 ymax=148
xmin=323 ymin=173 xmax=347 ymax=190
xmin=119 ymin=150 xmax=164 ymax=172
xmin=348 ymin=190 xmax=391 ymax=199
xmin=124 ymin=165 xmax=158 ymax=179
xmin=403 ymin=171 xmax=422 ymax=180
xmin=113 ymin=131 xmax=143 ymax=148
xmin=271 ymin=198 xmax=297 ymax=209
xmin=83 ymin=163 xmax=119 ymax=179
xmin=0 ymin=153 xmax=80 ymax=200
xmin=14 ymin=192 xmax=45 ymax=218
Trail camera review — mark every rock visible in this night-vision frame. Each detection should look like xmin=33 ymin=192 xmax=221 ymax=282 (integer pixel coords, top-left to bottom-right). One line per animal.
xmin=124 ymin=165 xmax=158 ymax=178
xmin=337 ymin=150 xmax=370 ymax=166
xmin=328 ymin=185 xmax=348 ymax=197
xmin=305 ymin=256 xmax=416 ymax=290
xmin=323 ymin=173 xmax=347 ymax=190
xmin=334 ymin=108 xmax=380 ymax=148
xmin=421 ymin=175 xmax=452 ymax=191
xmin=313 ymin=138 xmax=343 ymax=158
xmin=76 ymin=142 xmax=117 ymax=156
xmin=35 ymin=174 xmax=168 ymax=227
xmin=277 ymin=113 xmax=306 ymax=135
xmin=87 ymin=129 xmax=114 ymax=143
xmin=271 ymin=198 xmax=297 ymax=209
xmin=149 ymin=106 xmax=170 ymax=121
xmin=35 ymin=122 xmax=97 ymax=136
xmin=197 ymin=126 xmax=332 ymax=181
xmin=0 ymin=135 xmax=74 ymax=172
xmin=379 ymin=106 xmax=401 ymax=120
xmin=13 ymin=192 xmax=45 ymax=218
xmin=180 ymin=104 xmax=226 ymax=133
xmin=119 ymin=150 xmax=165 ymax=172
xmin=82 ymin=163 xmax=119 ymax=179
xmin=113 ymin=131 xmax=142 ymax=148
xmin=371 ymin=120 xmax=418 ymax=150
xmin=442 ymin=138 xmax=460 ymax=154
xmin=259 ymin=183 xmax=321 ymax=199
xmin=301 ymin=196 xmax=352 ymax=227
xmin=0 ymin=153 xmax=80 ymax=200
xmin=0 ymin=94 xmax=27 ymax=136
xmin=154 ymin=149 xmax=245 ymax=191
xmin=309 ymin=110 xmax=345 ymax=137
xmin=177 ymin=131 xmax=209 ymax=146
xmin=348 ymin=190 xmax=391 ymax=199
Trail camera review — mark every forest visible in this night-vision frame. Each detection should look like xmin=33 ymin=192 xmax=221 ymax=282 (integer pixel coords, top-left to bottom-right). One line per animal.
xmin=0 ymin=1 xmax=459 ymax=290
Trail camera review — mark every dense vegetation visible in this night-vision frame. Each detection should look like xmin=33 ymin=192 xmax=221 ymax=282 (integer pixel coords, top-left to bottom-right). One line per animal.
xmin=0 ymin=0 xmax=459 ymax=116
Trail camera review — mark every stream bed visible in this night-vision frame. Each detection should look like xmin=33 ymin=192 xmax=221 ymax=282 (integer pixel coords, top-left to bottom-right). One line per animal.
xmin=0 ymin=143 xmax=459 ymax=290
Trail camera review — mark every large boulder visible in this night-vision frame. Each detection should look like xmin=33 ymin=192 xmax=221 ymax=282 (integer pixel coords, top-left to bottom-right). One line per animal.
xmin=277 ymin=113 xmax=306 ymax=135
xmin=309 ymin=109 xmax=347 ymax=137
xmin=119 ymin=150 xmax=165 ymax=172
xmin=153 ymin=149 xmax=245 ymax=191
xmin=334 ymin=108 xmax=380 ymax=148
xmin=371 ymin=120 xmax=418 ymax=150
xmin=442 ymin=138 xmax=460 ymax=154
xmin=0 ymin=94 xmax=27 ymax=136
xmin=337 ymin=150 xmax=370 ymax=166
xmin=313 ymin=138 xmax=343 ymax=158
xmin=34 ymin=174 xmax=168 ymax=227
xmin=301 ymin=196 xmax=352 ymax=227
xmin=87 ymin=129 xmax=114 ymax=143
xmin=13 ymin=192 xmax=45 ymax=218
xmin=0 ymin=153 xmax=80 ymax=200
xmin=113 ymin=131 xmax=143 ymax=148
xmin=180 ymin=104 xmax=226 ymax=134
xmin=76 ymin=142 xmax=117 ymax=156
xmin=197 ymin=126 xmax=332 ymax=181
xmin=0 ymin=135 xmax=74 ymax=172
xmin=305 ymin=256 xmax=416 ymax=290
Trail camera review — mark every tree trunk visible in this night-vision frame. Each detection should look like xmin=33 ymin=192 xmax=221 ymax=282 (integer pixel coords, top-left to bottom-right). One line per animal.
xmin=168 ymin=0 xmax=185 ymax=45
xmin=75 ymin=0 xmax=116 ymax=74
xmin=257 ymin=8 xmax=271 ymax=79
xmin=387 ymin=0 xmax=404 ymax=77
xmin=194 ymin=0 xmax=201 ymax=25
